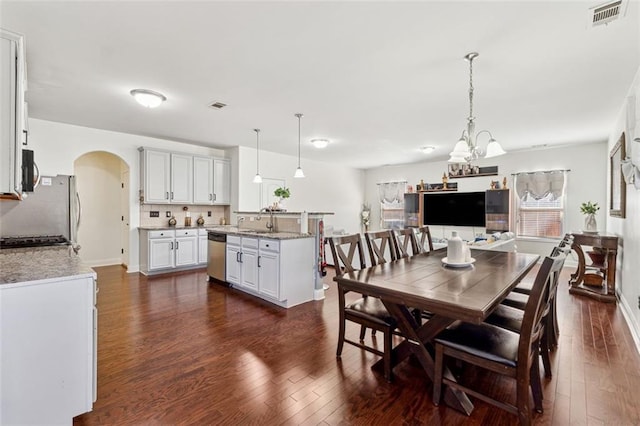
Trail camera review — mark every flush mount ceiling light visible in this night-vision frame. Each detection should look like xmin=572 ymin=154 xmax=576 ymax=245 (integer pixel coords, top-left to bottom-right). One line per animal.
xmin=420 ymin=146 xmax=436 ymax=154
xmin=294 ymin=113 xmax=305 ymax=178
xmin=310 ymin=139 xmax=330 ymax=149
xmin=130 ymin=89 xmax=166 ymax=108
xmin=252 ymin=128 xmax=262 ymax=184
xmin=448 ymin=52 xmax=506 ymax=163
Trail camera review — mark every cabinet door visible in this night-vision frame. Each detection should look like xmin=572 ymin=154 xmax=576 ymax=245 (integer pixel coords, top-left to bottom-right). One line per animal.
xmin=225 ymin=245 xmax=241 ymax=285
xmin=149 ymin=238 xmax=174 ymax=270
xmin=258 ymin=251 xmax=280 ymax=299
xmin=213 ymin=158 xmax=230 ymax=205
xmin=193 ymin=156 xmax=214 ymax=204
xmin=198 ymin=235 xmax=208 ymax=264
xmin=175 ymin=236 xmax=197 ymax=267
xmin=170 ymin=153 xmax=193 ymax=204
xmin=144 ymin=150 xmax=171 ymax=203
xmin=240 ymin=247 xmax=259 ymax=291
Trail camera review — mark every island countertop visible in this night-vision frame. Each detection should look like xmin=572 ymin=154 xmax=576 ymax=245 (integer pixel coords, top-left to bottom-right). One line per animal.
xmin=0 ymin=246 xmax=96 ymax=286
xmin=138 ymin=225 xmax=314 ymax=240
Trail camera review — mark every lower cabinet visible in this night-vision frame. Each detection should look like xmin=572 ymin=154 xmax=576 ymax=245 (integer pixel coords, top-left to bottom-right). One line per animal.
xmin=140 ymin=228 xmax=202 ymax=275
xmin=1 ymin=274 xmax=97 ymax=424
xmin=198 ymin=229 xmax=208 ymax=264
xmin=226 ymin=235 xmax=314 ymax=308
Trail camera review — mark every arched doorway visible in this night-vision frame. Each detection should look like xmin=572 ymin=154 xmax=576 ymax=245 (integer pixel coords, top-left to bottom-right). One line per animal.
xmin=74 ymin=151 xmax=130 ymax=267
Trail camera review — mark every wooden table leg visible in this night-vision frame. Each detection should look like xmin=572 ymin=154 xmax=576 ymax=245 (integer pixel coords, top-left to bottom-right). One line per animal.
xmin=381 ymin=302 xmax=474 ymax=416
xmin=569 ymin=241 xmax=585 ymax=287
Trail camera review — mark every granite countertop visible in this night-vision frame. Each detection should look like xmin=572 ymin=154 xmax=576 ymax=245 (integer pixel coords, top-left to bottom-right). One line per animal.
xmin=205 ymin=226 xmax=314 ymax=240
xmin=235 ymin=211 xmax=334 ymax=216
xmin=0 ymin=246 xmax=96 ymax=286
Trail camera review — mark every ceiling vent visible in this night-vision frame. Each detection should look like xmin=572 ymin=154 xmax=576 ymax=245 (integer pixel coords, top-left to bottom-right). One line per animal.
xmin=588 ymin=0 xmax=626 ymax=27
xmin=209 ymin=102 xmax=227 ymax=109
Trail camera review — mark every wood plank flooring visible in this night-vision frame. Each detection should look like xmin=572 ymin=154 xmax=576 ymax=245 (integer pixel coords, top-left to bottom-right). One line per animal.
xmin=73 ymin=265 xmax=640 ymax=425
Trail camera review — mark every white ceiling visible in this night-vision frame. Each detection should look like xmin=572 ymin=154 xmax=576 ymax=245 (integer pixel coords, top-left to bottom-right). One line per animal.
xmin=1 ymin=1 xmax=639 ymax=169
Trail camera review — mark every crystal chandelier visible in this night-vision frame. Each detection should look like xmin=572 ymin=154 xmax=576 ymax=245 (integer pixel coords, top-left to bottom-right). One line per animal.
xmin=448 ymin=52 xmax=506 ymax=163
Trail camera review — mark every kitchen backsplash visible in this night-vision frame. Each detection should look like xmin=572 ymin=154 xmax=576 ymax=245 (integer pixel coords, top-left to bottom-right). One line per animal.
xmin=139 ymin=204 xmax=229 ymax=227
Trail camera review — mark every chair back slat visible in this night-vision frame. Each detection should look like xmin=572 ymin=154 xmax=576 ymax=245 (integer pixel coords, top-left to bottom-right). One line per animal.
xmin=395 ymin=228 xmax=419 ymax=258
xmin=365 ymin=230 xmax=398 ymax=266
xmin=327 ymin=234 xmax=366 ymax=276
xmin=416 ymin=226 xmax=434 ymax=253
xmin=518 ymin=252 xmax=567 ymax=366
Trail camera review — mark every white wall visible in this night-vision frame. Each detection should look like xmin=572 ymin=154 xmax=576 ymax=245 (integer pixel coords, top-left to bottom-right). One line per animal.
xmin=27 ymin=118 xmax=226 ymax=271
xmin=608 ymin=66 xmax=640 ymax=352
xmin=234 ymin=145 xmax=365 ymax=234
xmin=74 ymin=151 xmax=124 ymax=266
xmin=364 ymin=142 xmax=607 ymax=258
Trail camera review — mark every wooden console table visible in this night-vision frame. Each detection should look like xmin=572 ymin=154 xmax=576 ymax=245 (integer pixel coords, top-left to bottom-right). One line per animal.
xmin=569 ymin=232 xmax=619 ymax=303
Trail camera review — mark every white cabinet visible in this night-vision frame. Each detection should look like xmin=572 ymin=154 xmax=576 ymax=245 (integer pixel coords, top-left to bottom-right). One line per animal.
xmin=198 ymin=228 xmax=208 ymax=264
xmin=213 ymin=157 xmax=230 ymax=205
xmin=258 ymin=239 xmax=280 ymax=299
xmin=193 ymin=155 xmax=214 ymax=204
xmin=1 ymin=274 xmax=97 ymax=424
xmin=0 ymin=29 xmax=26 ymax=198
xmin=226 ymin=236 xmax=259 ymax=290
xmin=140 ymin=148 xmax=230 ymax=206
xmin=170 ymin=153 xmax=193 ymax=204
xmin=225 ymin=238 xmax=242 ymax=284
xmin=142 ymin=149 xmax=171 ymax=203
xmin=140 ymin=229 xmax=199 ymax=275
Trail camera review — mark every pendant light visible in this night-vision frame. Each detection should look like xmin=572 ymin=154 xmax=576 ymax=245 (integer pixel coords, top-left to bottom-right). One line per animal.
xmin=294 ymin=113 xmax=305 ymax=178
xmin=252 ymin=128 xmax=262 ymax=184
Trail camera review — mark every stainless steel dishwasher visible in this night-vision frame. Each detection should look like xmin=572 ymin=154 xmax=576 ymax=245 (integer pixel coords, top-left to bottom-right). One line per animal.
xmin=207 ymin=232 xmax=226 ymax=283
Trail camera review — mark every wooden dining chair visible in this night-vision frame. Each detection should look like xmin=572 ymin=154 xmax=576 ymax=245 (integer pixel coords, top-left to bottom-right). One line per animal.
xmin=416 ymin=226 xmax=434 ymax=253
xmin=327 ymin=234 xmax=398 ymax=382
xmin=433 ymin=252 xmax=567 ymax=425
xmin=365 ymin=230 xmax=399 ymax=265
xmin=394 ymin=228 xmax=419 ymax=258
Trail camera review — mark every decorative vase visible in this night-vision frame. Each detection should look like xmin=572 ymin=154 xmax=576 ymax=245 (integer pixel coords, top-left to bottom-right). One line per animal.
xmin=584 ymin=213 xmax=597 ymax=232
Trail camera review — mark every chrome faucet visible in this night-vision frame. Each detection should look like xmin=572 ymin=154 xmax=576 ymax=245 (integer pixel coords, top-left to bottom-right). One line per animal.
xmin=260 ymin=207 xmax=275 ymax=232
xmin=237 ymin=216 xmax=245 ymax=228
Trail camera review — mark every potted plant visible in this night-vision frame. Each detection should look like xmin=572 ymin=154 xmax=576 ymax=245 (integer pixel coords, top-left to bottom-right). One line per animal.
xmin=273 ymin=187 xmax=290 ymax=210
xmin=580 ymin=201 xmax=599 ymax=232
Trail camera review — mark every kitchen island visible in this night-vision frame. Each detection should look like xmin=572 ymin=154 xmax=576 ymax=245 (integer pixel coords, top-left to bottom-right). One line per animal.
xmin=0 ymin=246 xmax=97 ymax=425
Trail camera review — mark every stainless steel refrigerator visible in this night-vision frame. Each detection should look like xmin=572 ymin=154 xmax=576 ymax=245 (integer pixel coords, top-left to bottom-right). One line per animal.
xmin=0 ymin=175 xmax=80 ymax=248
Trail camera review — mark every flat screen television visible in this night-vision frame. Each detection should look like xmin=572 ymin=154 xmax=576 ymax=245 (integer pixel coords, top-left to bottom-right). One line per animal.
xmin=423 ymin=191 xmax=486 ymax=227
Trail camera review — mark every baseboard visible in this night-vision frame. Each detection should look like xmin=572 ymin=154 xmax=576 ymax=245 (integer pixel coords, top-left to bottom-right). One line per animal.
xmin=84 ymin=258 xmax=123 ymax=268
xmin=314 ymin=288 xmax=325 ymax=300
xmin=618 ymin=292 xmax=640 ymax=355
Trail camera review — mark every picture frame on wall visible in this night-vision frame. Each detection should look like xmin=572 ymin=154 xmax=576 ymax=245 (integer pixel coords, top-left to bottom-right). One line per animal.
xmin=609 ymin=133 xmax=626 ymax=218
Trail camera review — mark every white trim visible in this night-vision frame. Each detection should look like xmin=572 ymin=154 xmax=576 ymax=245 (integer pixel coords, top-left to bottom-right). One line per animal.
xmin=618 ymin=291 xmax=640 ymax=355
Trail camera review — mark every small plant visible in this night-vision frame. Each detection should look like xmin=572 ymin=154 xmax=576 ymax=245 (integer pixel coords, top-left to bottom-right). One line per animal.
xmin=274 ymin=187 xmax=290 ymax=199
xmin=580 ymin=201 xmax=599 ymax=215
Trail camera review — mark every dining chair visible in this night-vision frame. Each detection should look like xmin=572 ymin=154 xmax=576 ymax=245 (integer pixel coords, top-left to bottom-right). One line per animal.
xmin=365 ymin=230 xmax=399 ymax=265
xmin=394 ymin=228 xmax=419 ymax=258
xmin=433 ymin=252 xmax=567 ymax=425
xmin=327 ymin=234 xmax=398 ymax=382
xmin=416 ymin=226 xmax=434 ymax=253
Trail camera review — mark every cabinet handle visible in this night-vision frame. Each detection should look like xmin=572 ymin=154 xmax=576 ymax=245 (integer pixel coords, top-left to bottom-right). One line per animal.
xmin=213 ymin=194 xmax=217 ymax=201
xmin=236 ymin=252 xmax=240 ymax=263
xmin=258 ymin=256 xmax=261 ymax=267
xmin=176 ymin=241 xmax=179 ymax=250
xmin=171 ymin=191 xmax=174 ymax=199
xmin=170 ymin=241 xmax=173 ymax=250
xmin=239 ymin=252 xmax=243 ymax=263
xmin=166 ymin=192 xmax=169 ymax=200
xmin=22 ymin=130 xmax=28 ymax=146
xmin=209 ymin=194 xmax=212 ymax=201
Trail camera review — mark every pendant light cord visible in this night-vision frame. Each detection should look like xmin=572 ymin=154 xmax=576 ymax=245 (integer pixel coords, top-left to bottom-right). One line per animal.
xmin=254 ymin=128 xmax=260 ymax=173
xmin=295 ymin=113 xmax=303 ymax=167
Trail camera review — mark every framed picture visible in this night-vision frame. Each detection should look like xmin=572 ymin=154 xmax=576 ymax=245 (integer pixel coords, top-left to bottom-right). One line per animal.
xmin=448 ymin=163 xmax=498 ymax=179
xmin=609 ymin=133 xmax=626 ymax=218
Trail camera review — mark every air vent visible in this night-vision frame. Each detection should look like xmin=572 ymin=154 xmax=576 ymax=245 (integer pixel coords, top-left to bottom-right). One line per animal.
xmin=209 ymin=102 xmax=227 ymax=109
xmin=589 ymin=0 xmax=625 ymax=27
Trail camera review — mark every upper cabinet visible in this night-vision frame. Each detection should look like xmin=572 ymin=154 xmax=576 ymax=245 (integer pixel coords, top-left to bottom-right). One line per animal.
xmin=139 ymin=148 xmax=230 ymax=205
xmin=0 ymin=29 xmax=27 ymax=199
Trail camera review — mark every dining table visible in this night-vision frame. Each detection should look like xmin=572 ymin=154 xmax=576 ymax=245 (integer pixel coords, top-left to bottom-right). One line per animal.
xmin=334 ymin=247 xmax=540 ymax=415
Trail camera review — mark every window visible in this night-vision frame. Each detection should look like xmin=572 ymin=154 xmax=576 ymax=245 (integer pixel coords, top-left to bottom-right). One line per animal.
xmin=378 ymin=181 xmax=406 ymax=230
xmin=514 ymin=170 xmax=568 ymax=239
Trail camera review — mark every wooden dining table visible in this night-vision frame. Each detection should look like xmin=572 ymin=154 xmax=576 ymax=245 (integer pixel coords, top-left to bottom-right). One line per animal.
xmin=334 ymin=247 xmax=540 ymax=415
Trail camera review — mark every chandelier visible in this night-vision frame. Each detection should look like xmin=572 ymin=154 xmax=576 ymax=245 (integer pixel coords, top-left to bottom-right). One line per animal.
xmin=448 ymin=52 xmax=506 ymax=163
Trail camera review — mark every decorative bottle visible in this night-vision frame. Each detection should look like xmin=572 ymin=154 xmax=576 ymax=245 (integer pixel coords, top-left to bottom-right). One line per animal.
xmin=447 ymin=231 xmax=464 ymax=263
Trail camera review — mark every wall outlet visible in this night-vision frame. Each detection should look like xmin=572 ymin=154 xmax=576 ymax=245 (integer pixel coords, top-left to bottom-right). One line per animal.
xmin=166 ymin=211 xmax=171 ymax=217
xmin=150 ymin=211 xmax=159 ymax=218
xmin=207 ymin=211 xmax=211 ymax=217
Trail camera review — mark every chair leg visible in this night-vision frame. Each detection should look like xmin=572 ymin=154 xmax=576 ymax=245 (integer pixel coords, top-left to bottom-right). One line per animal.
xmin=516 ymin=371 xmax=532 ymax=426
xmin=549 ymin=298 xmax=559 ymax=350
xmin=530 ymin=357 xmax=543 ymax=413
xmin=359 ymin=325 xmax=367 ymax=341
xmin=433 ymin=344 xmax=444 ymax=406
xmin=383 ymin=326 xmax=393 ymax=383
xmin=540 ymin=330 xmax=552 ymax=378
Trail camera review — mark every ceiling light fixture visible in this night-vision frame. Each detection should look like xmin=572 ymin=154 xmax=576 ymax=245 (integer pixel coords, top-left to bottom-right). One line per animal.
xmin=252 ymin=128 xmax=262 ymax=184
xmin=310 ymin=139 xmax=330 ymax=149
xmin=294 ymin=113 xmax=305 ymax=178
xmin=448 ymin=52 xmax=506 ymax=163
xmin=420 ymin=146 xmax=436 ymax=154
xmin=130 ymin=89 xmax=166 ymax=108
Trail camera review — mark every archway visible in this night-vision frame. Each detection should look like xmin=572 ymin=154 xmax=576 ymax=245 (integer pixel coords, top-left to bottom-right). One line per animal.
xmin=74 ymin=151 xmax=130 ymax=267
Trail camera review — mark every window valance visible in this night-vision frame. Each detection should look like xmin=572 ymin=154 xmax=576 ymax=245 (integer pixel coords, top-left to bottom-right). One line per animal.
xmin=514 ymin=170 xmax=568 ymax=201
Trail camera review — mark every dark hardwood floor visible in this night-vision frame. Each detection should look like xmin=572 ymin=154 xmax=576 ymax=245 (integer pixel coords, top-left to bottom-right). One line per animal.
xmin=73 ymin=264 xmax=640 ymax=425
